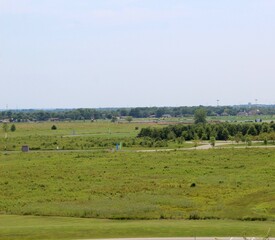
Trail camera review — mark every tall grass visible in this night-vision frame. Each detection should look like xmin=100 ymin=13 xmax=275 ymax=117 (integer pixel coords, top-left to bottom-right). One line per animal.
xmin=0 ymin=148 xmax=274 ymax=220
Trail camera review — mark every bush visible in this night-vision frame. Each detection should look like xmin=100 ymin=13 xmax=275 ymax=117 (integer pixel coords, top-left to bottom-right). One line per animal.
xmin=189 ymin=212 xmax=200 ymax=220
xmin=10 ymin=124 xmax=16 ymax=132
xmin=51 ymin=125 xmax=57 ymax=130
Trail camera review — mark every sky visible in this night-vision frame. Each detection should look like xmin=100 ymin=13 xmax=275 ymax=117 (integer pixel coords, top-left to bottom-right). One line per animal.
xmin=0 ymin=0 xmax=275 ymax=109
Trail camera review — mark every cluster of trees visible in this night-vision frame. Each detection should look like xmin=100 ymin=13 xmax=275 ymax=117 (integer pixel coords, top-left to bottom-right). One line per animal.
xmin=1 ymin=105 xmax=275 ymax=122
xmin=0 ymin=109 xmax=106 ymax=121
xmin=138 ymin=122 xmax=275 ymax=141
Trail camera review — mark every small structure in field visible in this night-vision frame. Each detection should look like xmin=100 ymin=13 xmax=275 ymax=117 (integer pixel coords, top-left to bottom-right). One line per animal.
xmin=21 ymin=145 xmax=29 ymax=152
xmin=255 ymin=118 xmax=262 ymax=123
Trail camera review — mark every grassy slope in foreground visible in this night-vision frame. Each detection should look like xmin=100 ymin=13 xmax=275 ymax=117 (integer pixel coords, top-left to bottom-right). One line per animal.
xmin=0 ymin=215 xmax=274 ymax=240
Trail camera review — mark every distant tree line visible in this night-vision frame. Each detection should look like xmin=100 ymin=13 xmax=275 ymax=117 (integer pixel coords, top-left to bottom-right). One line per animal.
xmin=138 ymin=122 xmax=275 ymax=141
xmin=1 ymin=105 xmax=275 ymax=122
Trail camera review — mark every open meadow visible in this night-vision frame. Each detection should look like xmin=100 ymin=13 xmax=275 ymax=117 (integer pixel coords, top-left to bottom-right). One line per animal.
xmin=0 ymin=121 xmax=274 ymax=239
xmin=0 ymin=148 xmax=274 ymax=220
xmin=0 ymin=121 xmax=200 ymax=151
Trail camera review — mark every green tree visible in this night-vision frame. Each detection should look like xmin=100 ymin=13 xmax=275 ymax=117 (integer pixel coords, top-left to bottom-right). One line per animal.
xmin=10 ymin=124 xmax=16 ymax=132
xmin=167 ymin=131 xmax=176 ymax=140
xmin=209 ymin=136 xmax=216 ymax=147
xmin=229 ymin=135 xmax=235 ymax=144
xmin=263 ymin=137 xmax=268 ymax=146
xmin=269 ymin=132 xmax=275 ymax=143
xmin=193 ymin=133 xmax=200 ymax=148
xmin=111 ymin=116 xmax=117 ymax=123
xmin=2 ymin=123 xmax=9 ymax=133
xmin=194 ymin=108 xmax=207 ymax=124
xmin=259 ymin=132 xmax=268 ymax=145
xmin=245 ymin=135 xmax=252 ymax=146
xmin=234 ymin=132 xmax=242 ymax=144
xmin=177 ymin=136 xmax=185 ymax=144
xmin=126 ymin=116 xmax=133 ymax=123
xmin=247 ymin=125 xmax=257 ymax=136
xmin=221 ymin=128 xmax=230 ymax=140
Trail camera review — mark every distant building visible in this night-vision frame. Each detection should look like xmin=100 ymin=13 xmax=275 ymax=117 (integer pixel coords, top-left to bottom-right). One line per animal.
xmin=237 ymin=111 xmax=248 ymax=117
xmin=162 ymin=114 xmax=172 ymax=118
xmin=248 ymin=109 xmax=260 ymax=116
xmin=0 ymin=119 xmax=10 ymax=123
xmin=49 ymin=118 xmax=60 ymax=122
xmin=221 ymin=112 xmax=229 ymax=116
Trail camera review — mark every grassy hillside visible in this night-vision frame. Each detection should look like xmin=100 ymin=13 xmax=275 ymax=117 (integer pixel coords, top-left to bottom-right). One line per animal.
xmin=0 ymin=148 xmax=274 ymax=220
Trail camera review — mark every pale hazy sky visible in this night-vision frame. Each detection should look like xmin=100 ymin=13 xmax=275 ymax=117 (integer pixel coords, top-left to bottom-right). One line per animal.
xmin=0 ymin=0 xmax=274 ymax=109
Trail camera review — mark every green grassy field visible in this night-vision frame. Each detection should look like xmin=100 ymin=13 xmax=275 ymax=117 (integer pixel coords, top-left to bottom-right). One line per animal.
xmin=0 ymin=148 xmax=274 ymax=221
xmin=0 ymin=121 xmax=274 ymax=239
xmin=1 ymin=120 xmax=275 ymax=151
xmin=207 ymin=115 xmax=275 ymax=122
xmin=0 ymin=215 xmax=273 ymax=240
xmin=0 ymin=121 xmax=202 ymax=151
xmin=1 ymin=121 xmax=163 ymax=138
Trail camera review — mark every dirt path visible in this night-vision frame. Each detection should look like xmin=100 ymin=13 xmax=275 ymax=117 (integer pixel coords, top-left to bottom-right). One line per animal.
xmin=2 ymin=142 xmax=275 ymax=154
xmin=135 ymin=142 xmax=232 ymax=152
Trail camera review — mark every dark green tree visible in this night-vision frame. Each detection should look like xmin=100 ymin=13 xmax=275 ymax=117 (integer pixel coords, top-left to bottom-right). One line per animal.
xmin=247 ymin=125 xmax=257 ymax=136
xmin=111 ymin=116 xmax=117 ymax=123
xmin=10 ymin=124 xmax=16 ymax=132
xmin=194 ymin=108 xmax=207 ymax=124
xmin=221 ymin=128 xmax=230 ymax=140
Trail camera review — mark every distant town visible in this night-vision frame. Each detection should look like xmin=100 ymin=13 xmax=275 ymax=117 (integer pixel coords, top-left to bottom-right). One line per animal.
xmin=0 ymin=104 xmax=275 ymax=123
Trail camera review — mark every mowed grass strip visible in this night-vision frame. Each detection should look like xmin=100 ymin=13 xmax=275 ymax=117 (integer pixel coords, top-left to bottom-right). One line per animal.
xmin=0 ymin=148 xmax=274 ymax=220
xmin=0 ymin=215 xmax=274 ymax=240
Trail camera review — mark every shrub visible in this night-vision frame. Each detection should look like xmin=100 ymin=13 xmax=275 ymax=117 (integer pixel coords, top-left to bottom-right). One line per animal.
xmin=189 ymin=212 xmax=200 ymax=220
xmin=10 ymin=124 xmax=16 ymax=132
